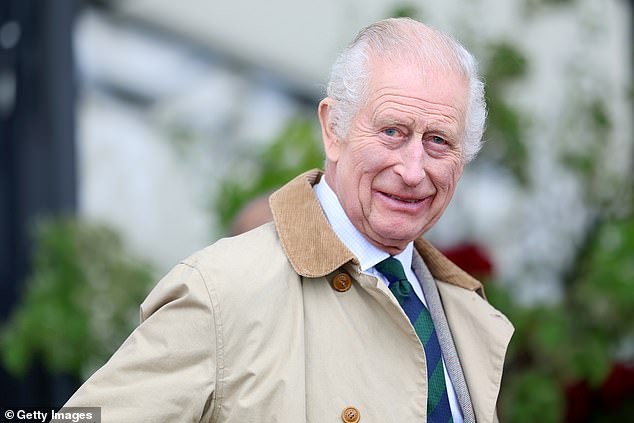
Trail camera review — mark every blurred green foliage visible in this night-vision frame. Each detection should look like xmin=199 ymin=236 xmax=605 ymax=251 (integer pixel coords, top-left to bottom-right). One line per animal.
xmin=0 ymin=218 xmax=154 ymax=379
xmin=215 ymin=117 xmax=324 ymax=232
xmin=560 ymin=95 xmax=619 ymax=205
xmin=489 ymin=216 xmax=634 ymax=422
xmin=481 ymin=42 xmax=531 ymax=185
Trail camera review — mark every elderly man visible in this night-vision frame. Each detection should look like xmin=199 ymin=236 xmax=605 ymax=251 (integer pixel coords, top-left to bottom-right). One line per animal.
xmin=62 ymin=17 xmax=512 ymax=423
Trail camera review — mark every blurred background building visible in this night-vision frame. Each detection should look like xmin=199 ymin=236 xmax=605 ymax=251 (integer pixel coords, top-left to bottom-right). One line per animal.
xmin=1 ymin=0 xmax=632 ymax=421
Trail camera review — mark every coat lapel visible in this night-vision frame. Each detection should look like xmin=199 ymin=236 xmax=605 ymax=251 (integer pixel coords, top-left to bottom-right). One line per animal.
xmin=436 ymin=281 xmax=513 ymax=423
xmin=412 ymin=252 xmax=476 ymax=423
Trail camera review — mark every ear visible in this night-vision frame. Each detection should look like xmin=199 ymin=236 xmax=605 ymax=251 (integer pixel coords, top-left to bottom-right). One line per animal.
xmin=318 ymin=98 xmax=341 ymax=163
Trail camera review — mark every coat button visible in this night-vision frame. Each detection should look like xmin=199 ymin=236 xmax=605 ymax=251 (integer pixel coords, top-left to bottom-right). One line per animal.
xmin=341 ymin=406 xmax=360 ymax=422
xmin=332 ymin=272 xmax=352 ymax=292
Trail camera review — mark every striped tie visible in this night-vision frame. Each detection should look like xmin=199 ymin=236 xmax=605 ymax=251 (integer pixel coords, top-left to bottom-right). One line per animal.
xmin=375 ymin=257 xmax=453 ymax=423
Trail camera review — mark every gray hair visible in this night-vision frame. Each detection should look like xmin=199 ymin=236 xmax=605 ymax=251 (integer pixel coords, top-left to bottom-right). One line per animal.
xmin=326 ymin=18 xmax=487 ymax=162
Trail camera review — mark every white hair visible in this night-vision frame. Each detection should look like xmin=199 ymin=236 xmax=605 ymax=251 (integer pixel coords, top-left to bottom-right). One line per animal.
xmin=326 ymin=18 xmax=487 ymax=162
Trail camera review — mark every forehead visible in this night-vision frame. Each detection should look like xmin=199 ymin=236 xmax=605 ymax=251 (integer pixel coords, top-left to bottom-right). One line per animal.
xmin=364 ymin=58 xmax=469 ymax=125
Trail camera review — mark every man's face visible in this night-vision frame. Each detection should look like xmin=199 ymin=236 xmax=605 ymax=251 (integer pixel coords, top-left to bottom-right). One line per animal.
xmin=320 ymin=58 xmax=468 ymax=254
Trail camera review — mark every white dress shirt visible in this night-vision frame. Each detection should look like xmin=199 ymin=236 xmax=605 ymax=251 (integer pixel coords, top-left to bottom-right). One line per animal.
xmin=314 ymin=178 xmax=463 ymax=423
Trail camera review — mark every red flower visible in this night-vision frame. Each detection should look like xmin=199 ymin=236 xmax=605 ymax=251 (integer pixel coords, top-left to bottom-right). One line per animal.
xmin=565 ymin=362 xmax=634 ymax=422
xmin=441 ymin=242 xmax=494 ymax=279
xmin=600 ymin=362 xmax=634 ymax=409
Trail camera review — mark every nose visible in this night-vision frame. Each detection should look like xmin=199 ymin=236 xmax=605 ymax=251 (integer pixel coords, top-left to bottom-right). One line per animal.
xmin=395 ymin=135 xmax=426 ymax=187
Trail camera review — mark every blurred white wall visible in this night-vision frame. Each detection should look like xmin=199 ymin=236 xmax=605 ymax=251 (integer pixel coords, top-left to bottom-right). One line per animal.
xmin=116 ymin=0 xmax=413 ymax=86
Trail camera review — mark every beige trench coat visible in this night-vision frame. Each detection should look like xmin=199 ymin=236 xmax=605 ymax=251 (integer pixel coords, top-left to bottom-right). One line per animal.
xmin=63 ymin=170 xmax=513 ymax=422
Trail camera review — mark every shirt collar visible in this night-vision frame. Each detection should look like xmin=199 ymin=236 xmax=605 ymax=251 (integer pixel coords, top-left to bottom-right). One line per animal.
xmin=313 ymin=177 xmax=414 ymax=272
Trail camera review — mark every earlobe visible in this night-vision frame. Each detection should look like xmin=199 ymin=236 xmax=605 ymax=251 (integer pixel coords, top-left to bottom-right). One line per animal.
xmin=318 ymin=98 xmax=340 ymax=162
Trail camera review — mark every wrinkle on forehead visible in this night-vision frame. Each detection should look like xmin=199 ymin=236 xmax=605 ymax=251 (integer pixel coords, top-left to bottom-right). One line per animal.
xmin=372 ymin=98 xmax=464 ymax=122
xmin=369 ymin=95 xmax=466 ymax=136
xmin=361 ymin=59 xmax=469 ymax=136
xmin=369 ymin=75 xmax=468 ymax=109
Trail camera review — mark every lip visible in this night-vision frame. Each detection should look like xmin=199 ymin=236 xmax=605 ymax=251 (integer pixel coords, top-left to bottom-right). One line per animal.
xmin=375 ymin=190 xmax=432 ymax=212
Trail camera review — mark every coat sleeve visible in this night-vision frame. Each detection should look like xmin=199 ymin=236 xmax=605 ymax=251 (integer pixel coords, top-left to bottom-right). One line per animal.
xmin=60 ymin=262 xmax=218 ymax=422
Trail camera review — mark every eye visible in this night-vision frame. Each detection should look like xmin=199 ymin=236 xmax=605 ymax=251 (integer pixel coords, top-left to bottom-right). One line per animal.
xmin=431 ymin=135 xmax=446 ymax=145
xmin=382 ymin=127 xmax=401 ymax=137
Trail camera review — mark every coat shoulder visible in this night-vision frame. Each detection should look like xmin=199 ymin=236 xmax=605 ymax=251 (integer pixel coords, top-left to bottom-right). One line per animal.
xmin=184 ymin=222 xmax=283 ymax=270
xmin=182 ymin=223 xmax=289 ymax=280
xmin=179 ymin=222 xmax=300 ymax=304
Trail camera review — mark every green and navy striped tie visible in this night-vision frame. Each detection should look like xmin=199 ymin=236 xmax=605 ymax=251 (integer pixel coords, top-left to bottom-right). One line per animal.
xmin=375 ymin=256 xmax=453 ymax=423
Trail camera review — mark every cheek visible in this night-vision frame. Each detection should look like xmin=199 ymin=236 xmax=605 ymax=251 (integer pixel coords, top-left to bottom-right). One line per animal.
xmin=343 ymin=150 xmax=388 ymax=210
xmin=345 ymin=142 xmax=391 ymax=180
xmin=431 ymin=160 xmax=464 ymax=192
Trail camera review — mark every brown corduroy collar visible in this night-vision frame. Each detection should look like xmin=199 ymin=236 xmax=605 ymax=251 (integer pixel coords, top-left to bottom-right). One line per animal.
xmin=269 ymin=169 xmax=482 ymax=292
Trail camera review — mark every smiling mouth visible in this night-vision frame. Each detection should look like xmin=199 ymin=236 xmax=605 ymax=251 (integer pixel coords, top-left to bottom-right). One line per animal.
xmin=383 ymin=192 xmax=423 ymax=204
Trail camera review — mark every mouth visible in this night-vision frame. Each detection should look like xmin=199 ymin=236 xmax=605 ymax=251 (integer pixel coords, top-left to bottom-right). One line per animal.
xmin=383 ymin=193 xmax=423 ymax=204
xmin=377 ymin=190 xmax=432 ymax=208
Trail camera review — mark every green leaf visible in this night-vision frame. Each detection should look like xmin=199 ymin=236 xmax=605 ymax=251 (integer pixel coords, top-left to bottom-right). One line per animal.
xmin=0 ymin=217 xmax=155 ymax=379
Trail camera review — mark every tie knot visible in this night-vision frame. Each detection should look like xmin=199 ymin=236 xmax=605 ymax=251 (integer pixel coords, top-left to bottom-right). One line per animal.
xmin=375 ymin=256 xmax=412 ymax=300
xmin=375 ymin=257 xmax=408 ymax=284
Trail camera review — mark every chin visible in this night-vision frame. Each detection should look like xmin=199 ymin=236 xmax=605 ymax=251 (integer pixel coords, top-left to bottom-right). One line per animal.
xmin=373 ymin=225 xmax=422 ymax=247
